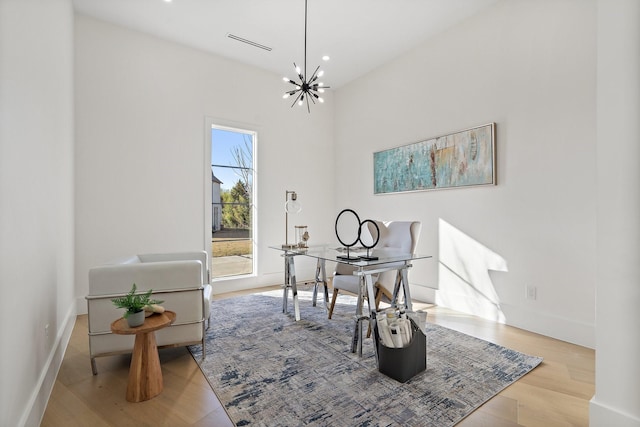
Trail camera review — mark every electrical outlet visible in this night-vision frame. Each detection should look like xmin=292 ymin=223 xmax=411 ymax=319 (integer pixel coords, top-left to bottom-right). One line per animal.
xmin=526 ymin=285 xmax=537 ymax=300
xmin=45 ymin=324 xmax=50 ymax=338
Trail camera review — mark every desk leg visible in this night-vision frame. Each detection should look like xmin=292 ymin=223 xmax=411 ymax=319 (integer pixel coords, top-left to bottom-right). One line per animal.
xmin=282 ymin=255 xmax=290 ymax=314
xmin=391 ymin=265 xmax=413 ymax=312
xmin=127 ymin=332 xmax=163 ymax=403
xmin=364 ymin=273 xmax=378 ymax=362
xmin=288 ymin=256 xmax=301 ymax=321
xmin=391 ymin=271 xmax=402 ymax=307
xmin=312 ymin=259 xmax=329 ymax=310
xmin=321 ymin=261 xmax=329 ymax=309
xmin=351 ymin=275 xmax=365 ymax=354
xmin=351 ymin=273 xmax=378 ymax=357
xmin=400 ymin=266 xmax=413 ymax=312
xmin=312 ymin=259 xmax=320 ymax=307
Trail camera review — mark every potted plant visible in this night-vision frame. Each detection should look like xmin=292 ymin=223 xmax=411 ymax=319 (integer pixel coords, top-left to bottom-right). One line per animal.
xmin=111 ymin=283 xmax=164 ymax=327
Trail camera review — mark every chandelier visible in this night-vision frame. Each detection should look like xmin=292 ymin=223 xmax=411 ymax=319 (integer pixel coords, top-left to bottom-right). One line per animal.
xmin=282 ymin=0 xmax=329 ymax=112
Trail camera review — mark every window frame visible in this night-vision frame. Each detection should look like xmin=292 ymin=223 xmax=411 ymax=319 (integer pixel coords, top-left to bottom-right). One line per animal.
xmin=204 ymin=119 xmax=258 ymax=281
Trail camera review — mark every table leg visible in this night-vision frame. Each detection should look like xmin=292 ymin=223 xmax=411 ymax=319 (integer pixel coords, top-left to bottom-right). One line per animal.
xmin=400 ymin=266 xmax=413 ymax=312
xmin=351 ymin=275 xmax=365 ymax=354
xmin=321 ymin=261 xmax=329 ymax=309
xmin=282 ymin=255 xmax=290 ymax=314
xmin=288 ymin=256 xmax=301 ymax=321
xmin=350 ymin=273 xmax=378 ymax=357
xmin=312 ymin=259 xmax=329 ymax=310
xmin=391 ymin=270 xmax=402 ymax=307
xmin=364 ymin=273 xmax=378 ymax=362
xmin=390 ymin=264 xmax=413 ymax=312
xmin=127 ymin=331 xmax=163 ymax=402
xmin=312 ymin=259 xmax=320 ymax=307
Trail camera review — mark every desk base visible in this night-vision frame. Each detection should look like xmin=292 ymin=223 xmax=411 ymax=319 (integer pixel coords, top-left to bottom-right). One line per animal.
xmin=282 ymin=254 xmax=329 ymax=321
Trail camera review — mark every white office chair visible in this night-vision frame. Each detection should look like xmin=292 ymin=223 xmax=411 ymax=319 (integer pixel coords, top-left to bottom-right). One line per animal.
xmin=328 ymin=220 xmax=421 ymax=319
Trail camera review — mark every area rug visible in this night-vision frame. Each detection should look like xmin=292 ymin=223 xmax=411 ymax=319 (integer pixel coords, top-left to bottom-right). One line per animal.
xmin=188 ymin=289 xmax=542 ymax=426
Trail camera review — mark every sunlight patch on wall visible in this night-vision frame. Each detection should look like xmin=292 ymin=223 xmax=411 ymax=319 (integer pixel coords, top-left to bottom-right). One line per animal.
xmin=436 ymin=219 xmax=508 ymax=323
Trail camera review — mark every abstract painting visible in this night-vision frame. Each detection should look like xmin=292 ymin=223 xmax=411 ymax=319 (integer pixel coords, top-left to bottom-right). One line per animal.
xmin=374 ymin=123 xmax=496 ymax=194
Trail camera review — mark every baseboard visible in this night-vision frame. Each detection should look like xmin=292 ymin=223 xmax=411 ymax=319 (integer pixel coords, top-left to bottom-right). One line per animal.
xmin=435 ymin=290 xmax=595 ymax=348
xmin=211 ymin=272 xmax=318 ymax=295
xmin=499 ymin=302 xmax=594 ymax=349
xmin=590 ymin=397 xmax=640 ymax=427
xmin=410 ymin=285 xmax=437 ymax=304
xmin=21 ymin=305 xmax=76 ymax=427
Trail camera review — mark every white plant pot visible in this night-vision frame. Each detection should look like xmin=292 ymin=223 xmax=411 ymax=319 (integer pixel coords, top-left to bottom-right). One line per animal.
xmin=126 ymin=310 xmax=145 ymax=327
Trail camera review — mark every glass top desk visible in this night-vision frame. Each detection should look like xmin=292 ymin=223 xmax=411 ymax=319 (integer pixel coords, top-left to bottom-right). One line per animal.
xmin=269 ymin=244 xmax=432 ymax=355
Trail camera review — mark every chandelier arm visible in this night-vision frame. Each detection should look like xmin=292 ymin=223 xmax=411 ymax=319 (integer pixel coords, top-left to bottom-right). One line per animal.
xmin=291 ymin=91 xmax=304 ymax=108
xmin=308 ymin=65 xmax=321 ymax=83
xmin=294 ymin=65 xmax=304 ymax=81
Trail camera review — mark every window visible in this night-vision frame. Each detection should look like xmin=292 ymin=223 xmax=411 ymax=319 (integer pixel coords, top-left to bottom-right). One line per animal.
xmin=210 ymin=126 xmax=255 ymax=279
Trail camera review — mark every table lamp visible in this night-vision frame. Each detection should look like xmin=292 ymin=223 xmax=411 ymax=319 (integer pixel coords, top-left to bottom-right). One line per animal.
xmin=283 ymin=190 xmax=301 ymax=248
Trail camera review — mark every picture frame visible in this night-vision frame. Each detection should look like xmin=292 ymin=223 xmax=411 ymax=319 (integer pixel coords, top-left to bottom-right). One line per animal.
xmin=373 ymin=123 xmax=496 ymax=194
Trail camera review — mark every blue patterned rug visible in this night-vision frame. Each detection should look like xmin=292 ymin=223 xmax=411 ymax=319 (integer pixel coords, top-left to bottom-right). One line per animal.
xmin=188 ymin=289 xmax=542 ymax=426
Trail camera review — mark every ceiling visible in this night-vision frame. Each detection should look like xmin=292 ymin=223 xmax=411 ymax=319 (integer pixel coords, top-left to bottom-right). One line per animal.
xmin=72 ymin=0 xmax=498 ymax=88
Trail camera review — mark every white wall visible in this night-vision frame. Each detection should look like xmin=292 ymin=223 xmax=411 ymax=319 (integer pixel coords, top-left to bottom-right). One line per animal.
xmin=591 ymin=1 xmax=640 ymax=425
xmin=334 ymin=0 xmax=597 ymax=347
xmin=4 ymin=1 xmax=636 ymax=425
xmin=0 ymin=0 xmax=75 ymax=425
xmin=74 ymin=15 xmax=336 ymax=303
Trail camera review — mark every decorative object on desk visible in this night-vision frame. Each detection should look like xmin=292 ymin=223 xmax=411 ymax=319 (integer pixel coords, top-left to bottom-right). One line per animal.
xmin=335 ymin=208 xmax=361 ymax=260
xmin=358 ymin=218 xmax=379 ymax=260
xmin=282 ymin=0 xmax=330 ymax=113
xmin=144 ymin=303 xmax=165 ymax=317
xmin=374 ymin=122 xmax=496 ymax=194
xmin=295 ymin=225 xmax=309 ymax=248
xmin=282 ymin=190 xmax=301 ymax=249
xmin=111 ymin=283 xmax=164 ymax=327
xmin=335 ymin=210 xmax=382 ymax=260
xmin=189 ymin=291 xmax=542 ymax=427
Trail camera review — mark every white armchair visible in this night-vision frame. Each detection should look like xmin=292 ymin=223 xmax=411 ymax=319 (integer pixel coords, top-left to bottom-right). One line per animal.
xmin=86 ymin=251 xmax=212 ymax=375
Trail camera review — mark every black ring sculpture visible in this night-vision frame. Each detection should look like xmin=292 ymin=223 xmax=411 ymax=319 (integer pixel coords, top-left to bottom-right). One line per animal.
xmin=335 ymin=209 xmax=381 ymax=261
xmin=359 ymin=219 xmax=380 ymax=260
xmin=335 ymin=209 xmax=361 ymax=260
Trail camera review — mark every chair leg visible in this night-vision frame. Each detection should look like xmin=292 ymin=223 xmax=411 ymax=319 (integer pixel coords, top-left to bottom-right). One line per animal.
xmin=328 ymin=289 xmax=339 ymax=319
xmin=91 ymin=357 xmax=98 ymax=376
xmin=375 ymin=286 xmax=383 ymax=309
xmin=201 ymin=321 xmax=206 ymax=360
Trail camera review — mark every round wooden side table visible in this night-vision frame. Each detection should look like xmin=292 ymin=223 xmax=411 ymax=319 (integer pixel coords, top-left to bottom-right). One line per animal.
xmin=110 ymin=311 xmax=176 ymax=402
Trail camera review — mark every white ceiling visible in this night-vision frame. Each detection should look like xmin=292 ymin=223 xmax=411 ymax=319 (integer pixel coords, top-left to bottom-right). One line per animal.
xmin=72 ymin=0 xmax=498 ymax=88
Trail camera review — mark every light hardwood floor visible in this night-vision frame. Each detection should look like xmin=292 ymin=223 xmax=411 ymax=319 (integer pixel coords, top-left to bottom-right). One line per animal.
xmin=41 ymin=286 xmax=594 ymax=426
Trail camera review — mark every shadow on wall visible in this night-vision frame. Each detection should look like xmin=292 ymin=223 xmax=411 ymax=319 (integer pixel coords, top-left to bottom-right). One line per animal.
xmin=436 ymin=219 xmax=508 ymax=323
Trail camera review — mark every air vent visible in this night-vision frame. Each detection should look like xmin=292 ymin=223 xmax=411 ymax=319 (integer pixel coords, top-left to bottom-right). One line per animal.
xmin=226 ymin=33 xmax=272 ymax=51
